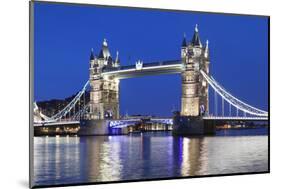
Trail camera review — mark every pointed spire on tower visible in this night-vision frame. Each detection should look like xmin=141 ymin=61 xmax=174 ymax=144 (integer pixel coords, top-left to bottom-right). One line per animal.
xmin=99 ymin=38 xmax=110 ymax=59
xmin=195 ymin=24 xmax=199 ymax=32
xmin=191 ymin=24 xmax=202 ymax=47
xmin=182 ymin=32 xmax=187 ymax=47
xmin=90 ymin=48 xmax=95 ymax=60
xmin=204 ymin=40 xmax=209 ymax=58
xmin=115 ymin=51 xmax=120 ymax=64
xmin=103 ymin=38 xmax=108 ymax=47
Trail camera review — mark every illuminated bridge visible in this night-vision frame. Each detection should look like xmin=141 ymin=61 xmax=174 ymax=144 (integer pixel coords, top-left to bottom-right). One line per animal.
xmin=33 ymin=60 xmax=268 ymax=128
xmin=34 ymin=25 xmax=268 ymax=133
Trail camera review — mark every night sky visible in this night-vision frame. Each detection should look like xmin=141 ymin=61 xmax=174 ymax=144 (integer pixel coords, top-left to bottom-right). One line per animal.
xmin=34 ymin=2 xmax=268 ymax=117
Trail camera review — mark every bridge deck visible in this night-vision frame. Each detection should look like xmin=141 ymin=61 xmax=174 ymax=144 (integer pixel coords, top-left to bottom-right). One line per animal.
xmin=34 ymin=120 xmax=79 ymax=127
xmin=34 ymin=116 xmax=268 ymax=127
xmin=202 ymin=116 xmax=268 ymax=121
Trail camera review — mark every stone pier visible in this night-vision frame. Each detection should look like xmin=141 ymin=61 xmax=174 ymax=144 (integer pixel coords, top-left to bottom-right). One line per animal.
xmin=78 ymin=119 xmax=128 ymax=136
xmin=172 ymin=114 xmax=215 ymax=136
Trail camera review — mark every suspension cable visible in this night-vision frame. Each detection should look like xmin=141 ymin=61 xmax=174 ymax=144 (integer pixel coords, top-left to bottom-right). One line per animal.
xmin=200 ymin=70 xmax=267 ymax=117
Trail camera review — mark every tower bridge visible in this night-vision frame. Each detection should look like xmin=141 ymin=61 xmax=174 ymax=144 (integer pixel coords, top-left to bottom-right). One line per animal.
xmin=34 ymin=24 xmax=268 ymax=136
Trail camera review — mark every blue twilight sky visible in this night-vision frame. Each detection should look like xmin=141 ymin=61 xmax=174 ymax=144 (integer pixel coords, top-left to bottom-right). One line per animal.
xmin=34 ymin=2 xmax=268 ymax=117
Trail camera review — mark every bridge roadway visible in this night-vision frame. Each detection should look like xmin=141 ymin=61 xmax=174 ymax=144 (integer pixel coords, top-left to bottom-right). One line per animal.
xmin=203 ymin=116 xmax=268 ymax=121
xmin=34 ymin=120 xmax=79 ymax=127
xmin=34 ymin=116 xmax=268 ymax=127
xmin=101 ymin=60 xmax=183 ymax=79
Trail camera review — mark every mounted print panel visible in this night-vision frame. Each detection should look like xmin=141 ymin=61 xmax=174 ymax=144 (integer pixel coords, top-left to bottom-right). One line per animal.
xmin=30 ymin=1 xmax=269 ymax=188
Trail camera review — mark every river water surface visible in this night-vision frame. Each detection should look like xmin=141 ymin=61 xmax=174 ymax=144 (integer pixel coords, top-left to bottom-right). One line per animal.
xmin=33 ymin=128 xmax=268 ymax=187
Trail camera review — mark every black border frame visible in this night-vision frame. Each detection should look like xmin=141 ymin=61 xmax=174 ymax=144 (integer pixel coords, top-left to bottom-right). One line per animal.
xmin=29 ymin=0 xmax=270 ymax=188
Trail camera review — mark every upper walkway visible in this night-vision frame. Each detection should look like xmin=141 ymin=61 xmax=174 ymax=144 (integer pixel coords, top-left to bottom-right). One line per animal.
xmin=102 ymin=60 xmax=182 ymax=79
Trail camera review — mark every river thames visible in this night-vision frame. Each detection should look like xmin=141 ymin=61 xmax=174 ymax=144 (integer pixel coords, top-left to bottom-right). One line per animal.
xmin=33 ymin=128 xmax=268 ymax=187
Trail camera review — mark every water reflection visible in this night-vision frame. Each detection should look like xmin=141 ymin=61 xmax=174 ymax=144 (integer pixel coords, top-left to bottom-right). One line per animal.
xmin=175 ymin=137 xmax=205 ymax=176
xmin=33 ymin=129 xmax=268 ymax=186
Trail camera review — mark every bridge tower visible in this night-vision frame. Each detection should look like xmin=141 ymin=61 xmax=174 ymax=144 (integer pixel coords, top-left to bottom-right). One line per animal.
xmin=180 ymin=25 xmax=210 ymax=116
xmin=88 ymin=39 xmax=120 ymax=120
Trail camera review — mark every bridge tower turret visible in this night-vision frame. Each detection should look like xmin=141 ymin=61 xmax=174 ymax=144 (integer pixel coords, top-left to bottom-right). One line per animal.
xmin=181 ymin=33 xmax=188 ymax=63
xmin=201 ymin=39 xmax=210 ymax=115
xmin=181 ymin=24 xmax=210 ymax=116
xmin=89 ymin=39 xmax=120 ymax=120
